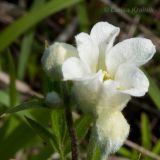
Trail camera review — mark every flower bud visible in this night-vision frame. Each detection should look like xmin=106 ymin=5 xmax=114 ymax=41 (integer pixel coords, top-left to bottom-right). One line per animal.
xmin=45 ymin=91 xmax=61 ymax=108
xmin=41 ymin=42 xmax=78 ymax=80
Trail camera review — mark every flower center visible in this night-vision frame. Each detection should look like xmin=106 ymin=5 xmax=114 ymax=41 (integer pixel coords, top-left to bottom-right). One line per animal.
xmin=102 ymin=71 xmax=112 ymax=81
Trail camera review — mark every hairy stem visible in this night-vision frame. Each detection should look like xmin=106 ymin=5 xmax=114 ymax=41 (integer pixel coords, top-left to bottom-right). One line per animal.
xmin=65 ymin=106 xmax=78 ymax=160
xmin=62 ymin=82 xmax=78 ymax=160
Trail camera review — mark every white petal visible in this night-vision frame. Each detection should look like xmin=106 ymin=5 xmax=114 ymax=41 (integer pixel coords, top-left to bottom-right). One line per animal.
xmin=90 ymin=22 xmax=120 ymax=70
xmin=97 ymin=80 xmax=131 ymax=112
xmin=72 ymin=71 xmax=103 ymax=116
xmin=62 ymin=57 xmax=90 ymax=80
xmin=106 ymin=38 xmax=156 ymax=77
xmin=115 ymin=63 xmax=149 ymax=97
xmin=94 ymin=111 xmax=130 ymax=156
xmin=90 ymin=22 xmax=120 ymax=53
xmin=75 ymin=33 xmax=99 ymax=72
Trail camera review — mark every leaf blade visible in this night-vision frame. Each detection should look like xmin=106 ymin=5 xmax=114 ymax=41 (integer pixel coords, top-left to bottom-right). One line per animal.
xmin=6 ymin=99 xmax=49 ymax=114
xmin=25 ymin=116 xmax=59 ymax=152
xmin=141 ymin=113 xmax=151 ymax=149
xmin=0 ymin=0 xmax=82 ymax=52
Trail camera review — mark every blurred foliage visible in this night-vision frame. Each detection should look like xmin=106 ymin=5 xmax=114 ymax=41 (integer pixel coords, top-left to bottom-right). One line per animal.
xmin=0 ymin=0 xmax=160 ymax=159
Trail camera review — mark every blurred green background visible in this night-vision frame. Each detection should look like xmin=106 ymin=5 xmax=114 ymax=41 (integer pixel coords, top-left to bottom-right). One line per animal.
xmin=0 ymin=0 xmax=160 ymax=159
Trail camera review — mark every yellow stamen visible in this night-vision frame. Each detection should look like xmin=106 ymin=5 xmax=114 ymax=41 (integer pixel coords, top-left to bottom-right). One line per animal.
xmin=103 ymin=71 xmax=112 ymax=81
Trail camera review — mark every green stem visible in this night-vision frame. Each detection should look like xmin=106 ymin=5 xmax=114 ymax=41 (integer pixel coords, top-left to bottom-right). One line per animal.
xmin=59 ymin=148 xmax=65 ymax=160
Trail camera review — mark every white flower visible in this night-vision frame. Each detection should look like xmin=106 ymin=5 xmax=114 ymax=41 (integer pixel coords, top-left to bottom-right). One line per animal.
xmin=62 ymin=22 xmax=156 ymax=114
xmin=62 ymin=21 xmax=156 ymax=158
xmin=41 ymin=42 xmax=78 ymax=79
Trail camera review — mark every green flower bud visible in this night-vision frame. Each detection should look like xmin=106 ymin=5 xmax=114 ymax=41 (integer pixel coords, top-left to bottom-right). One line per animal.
xmin=45 ymin=91 xmax=61 ymax=107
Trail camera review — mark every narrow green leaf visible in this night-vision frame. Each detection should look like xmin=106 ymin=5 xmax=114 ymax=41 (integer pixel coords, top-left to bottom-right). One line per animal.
xmin=118 ymin=147 xmax=132 ymax=158
xmin=31 ymin=0 xmax=46 ymax=9
xmin=6 ymin=99 xmax=49 ymax=113
xmin=25 ymin=116 xmax=59 ymax=152
xmin=18 ymin=30 xmax=34 ymax=80
xmin=77 ymin=1 xmax=89 ymax=32
xmin=152 ymin=139 xmax=160 ymax=154
xmin=0 ymin=122 xmax=35 ymax=160
xmin=0 ymin=107 xmax=52 ymax=160
xmin=87 ymin=134 xmax=100 ymax=160
xmin=51 ymin=109 xmax=67 ymax=159
xmin=141 ymin=113 xmax=151 ymax=149
xmin=75 ymin=114 xmax=93 ymax=142
xmin=148 ymin=75 xmax=160 ymax=110
xmin=18 ymin=0 xmax=46 ymax=80
xmin=0 ymin=0 xmax=82 ymax=52
xmin=7 ymin=50 xmax=17 ymax=107
xmin=131 ymin=150 xmax=141 ymax=160
xmin=51 ymin=109 xmax=67 ymax=144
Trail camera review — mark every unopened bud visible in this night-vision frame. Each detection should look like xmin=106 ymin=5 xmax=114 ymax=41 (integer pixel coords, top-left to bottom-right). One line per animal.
xmin=41 ymin=42 xmax=78 ymax=80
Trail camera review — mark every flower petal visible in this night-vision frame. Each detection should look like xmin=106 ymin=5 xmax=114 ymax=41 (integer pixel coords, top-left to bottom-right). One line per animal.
xmin=93 ymin=111 xmax=130 ymax=157
xmin=72 ymin=71 xmax=103 ymax=116
xmin=106 ymin=38 xmax=156 ymax=77
xmin=75 ymin=33 xmax=99 ymax=72
xmin=97 ymin=80 xmax=131 ymax=112
xmin=90 ymin=22 xmax=120 ymax=53
xmin=115 ymin=63 xmax=149 ymax=97
xmin=90 ymin=22 xmax=120 ymax=70
xmin=62 ymin=57 xmax=90 ymax=80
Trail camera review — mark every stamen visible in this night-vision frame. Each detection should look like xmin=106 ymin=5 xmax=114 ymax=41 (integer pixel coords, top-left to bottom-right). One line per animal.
xmin=103 ymin=71 xmax=112 ymax=81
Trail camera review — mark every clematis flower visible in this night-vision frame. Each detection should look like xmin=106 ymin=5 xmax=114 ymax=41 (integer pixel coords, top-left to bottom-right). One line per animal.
xmin=61 ymin=21 xmax=156 ymax=159
xmin=62 ymin=22 xmax=156 ymax=114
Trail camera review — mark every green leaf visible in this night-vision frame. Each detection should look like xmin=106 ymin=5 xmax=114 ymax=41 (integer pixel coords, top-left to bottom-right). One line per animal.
xmin=18 ymin=30 xmax=34 ymax=80
xmin=148 ymin=75 xmax=160 ymax=110
xmin=141 ymin=113 xmax=151 ymax=149
xmin=0 ymin=105 xmax=53 ymax=160
xmin=51 ymin=109 xmax=66 ymax=159
xmin=0 ymin=0 xmax=82 ymax=52
xmin=152 ymin=139 xmax=160 ymax=154
xmin=0 ymin=91 xmax=10 ymax=107
xmin=6 ymin=99 xmax=49 ymax=113
xmin=0 ymin=121 xmax=35 ymax=160
xmin=0 ymin=105 xmax=7 ymax=115
xmin=18 ymin=0 xmax=46 ymax=80
xmin=51 ymin=109 xmax=67 ymax=144
xmin=7 ymin=50 xmax=17 ymax=107
xmin=75 ymin=114 xmax=93 ymax=143
xmin=77 ymin=1 xmax=89 ymax=32
xmin=118 ymin=147 xmax=132 ymax=158
xmin=25 ymin=116 xmax=59 ymax=152
xmin=31 ymin=0 xmax=46 ymax=9
xmin=87 ymin=134 xmax=100 ymax=160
